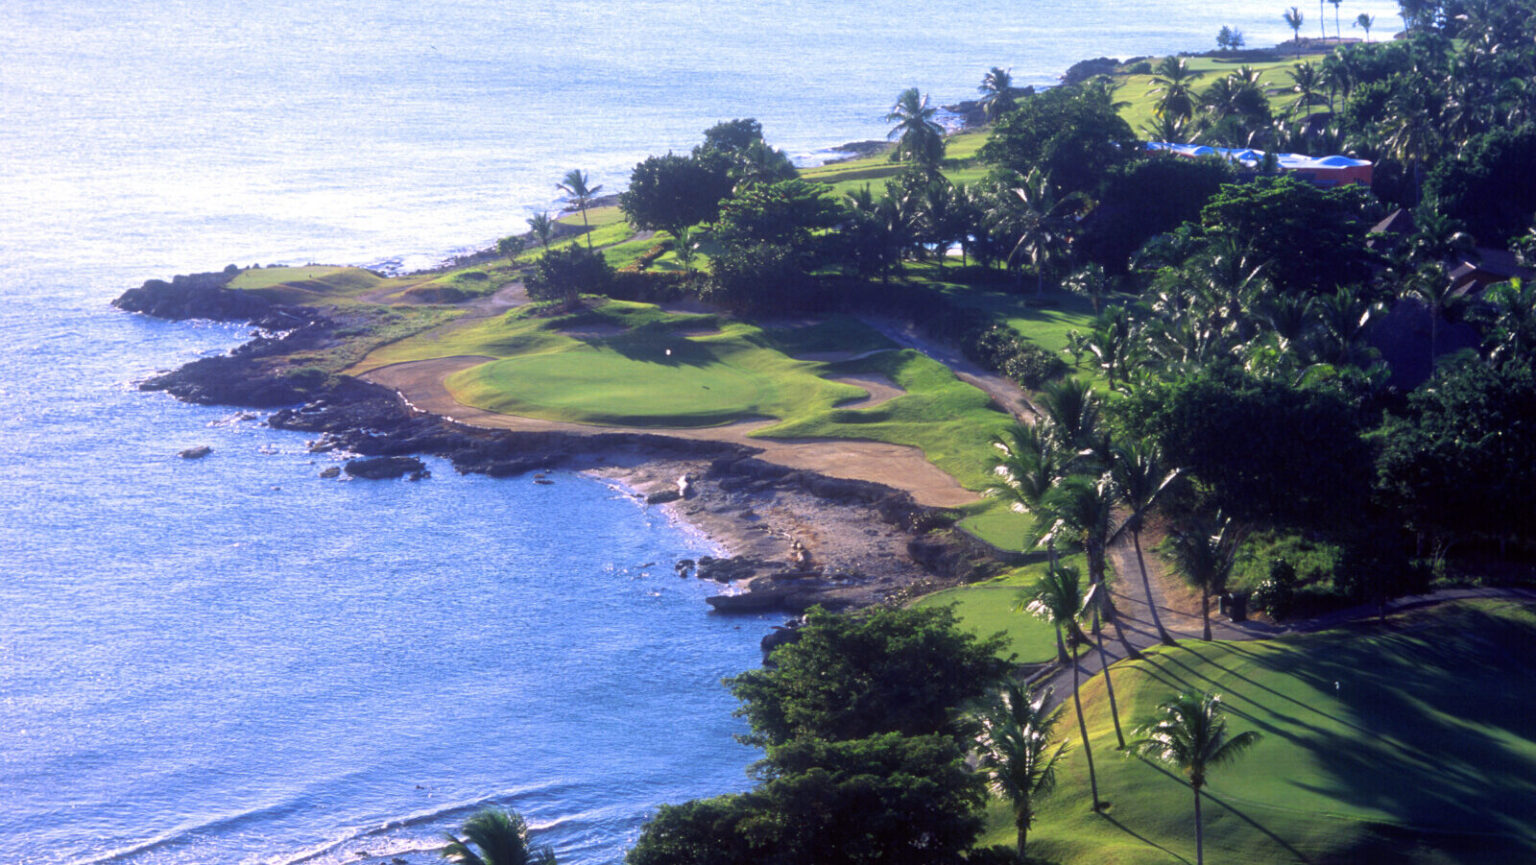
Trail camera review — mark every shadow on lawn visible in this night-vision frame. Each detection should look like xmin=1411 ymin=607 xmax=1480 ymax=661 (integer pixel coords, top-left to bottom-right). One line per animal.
xmin=1151 ymin=604 xmax=1536 ymax=853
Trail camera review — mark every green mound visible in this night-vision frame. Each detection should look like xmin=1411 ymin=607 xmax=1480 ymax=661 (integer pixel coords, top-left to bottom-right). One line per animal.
xmin=1005 ymin=600 xmax=1536 ymax=865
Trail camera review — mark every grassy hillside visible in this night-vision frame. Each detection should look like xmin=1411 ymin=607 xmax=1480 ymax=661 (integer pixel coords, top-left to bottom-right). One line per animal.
xmin=992 ymin=600 xmax=1536 ymax=865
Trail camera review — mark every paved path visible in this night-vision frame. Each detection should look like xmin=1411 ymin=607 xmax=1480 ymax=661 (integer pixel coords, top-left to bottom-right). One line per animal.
xmin=1033 ymin=526 xmax=1536 ymax=709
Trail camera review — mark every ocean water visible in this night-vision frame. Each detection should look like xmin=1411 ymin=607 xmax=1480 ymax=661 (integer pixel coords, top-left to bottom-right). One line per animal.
xmin=0 ymin=2 xmax=1404 ymax=863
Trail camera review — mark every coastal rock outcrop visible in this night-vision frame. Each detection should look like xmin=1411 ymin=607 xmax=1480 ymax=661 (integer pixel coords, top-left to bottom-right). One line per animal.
xmin=344 ymin=456 xmax=426 ymax=479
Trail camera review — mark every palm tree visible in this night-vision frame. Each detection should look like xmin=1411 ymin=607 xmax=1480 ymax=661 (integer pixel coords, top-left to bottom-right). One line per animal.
xmin=1354 ymin=13 xmax=1375 ymax=41
xmin=556 ymin=170 xmax=603 ymax=250
xmin=1024 ymin=561 xmax=1101 ymax=810
xmin=1132 ymin=692 xmax=1262 ymax=865
xmin=1166 ymin=515 xmax=1241 ymax=641
xmin=1001 ymin=168 xmax=1080 ymax=296
xmin=1328 ymin=0 xmax=1343 ymax=39
xmin=1400 ymin=261 xmax=1459 ymax=375
xmin=978 ymin=66 xmax=1018 ymax=122
xmin=1147 ymin=56 xmax=1199 ymax=125
xmin=1474 ymin=278 xmax=1536 ymax=365
xmin=1287 ymin=62 xmax=1324 ymax=118
xmin=968 ymin=682 xmax=1067 ymax=859
xmin=527 ymin=212 xmax=555 ymax=251
xmin=886 ymin=87 xmax=945 ymax=171
xmin=443 ymin=808 xmax=557 ymax=865
xmin=1064 ymin=263 xmax=1112 ymax=315
xmin=1110 ymin=441 xmax=1180 ymax=645
xmin=1037 ymin=475 xmax=1132 ymax=747
xmin=1283 ymin=7 xmax=1306 ymax=59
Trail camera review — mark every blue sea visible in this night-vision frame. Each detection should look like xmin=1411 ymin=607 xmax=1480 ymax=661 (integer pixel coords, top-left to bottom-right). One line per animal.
xmin=0 ymin=1 xmax=1404 ymax=862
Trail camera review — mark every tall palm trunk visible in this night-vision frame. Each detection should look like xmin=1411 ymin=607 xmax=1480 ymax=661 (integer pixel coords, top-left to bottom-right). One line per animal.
xmin=1201 ymin=587 xmax=1213 ymax=641
xmin=1071 ymin=652 xmax=1100 ymax=810
xmin=1090 ymin=604 xmax=1126 ymax=748
xmin=1016 ymin=810 xmax=1029 ymax=860
xmin=580 ymin=205 xmax=593 ymax=250
xmin=1133 ymin=529 xmax=1176 ymax=644
xmin=1093 ymin=554 xmax=1141 ymax=660
xmin=1050 ymin=541 xmax=1070 ymax=664
xmin=1194 ymin=781 xmax=1206 ymax=865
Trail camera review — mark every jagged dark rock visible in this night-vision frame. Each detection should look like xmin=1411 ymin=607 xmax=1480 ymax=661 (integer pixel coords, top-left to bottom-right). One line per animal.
xmin=345 ymin=456 xmax=426 ymax=479
xmin=179 ymin=445 xmax=212 ymax=459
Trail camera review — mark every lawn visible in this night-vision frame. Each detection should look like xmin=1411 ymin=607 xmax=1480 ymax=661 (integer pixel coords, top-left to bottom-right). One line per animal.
xmin=990 ymin=600 xmax=1536 ymax=865
xmin=911 ymin=557 xmax=1084 ymax=666
xmin=1114 ymin=50 xmax=1334 ymax=137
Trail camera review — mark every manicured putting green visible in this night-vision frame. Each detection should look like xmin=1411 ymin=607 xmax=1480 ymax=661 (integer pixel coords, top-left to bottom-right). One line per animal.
xmin=445 ymin=319 xmax=868 ymax=427
xmin=997 ymin=600 xmax=1536 ymax=865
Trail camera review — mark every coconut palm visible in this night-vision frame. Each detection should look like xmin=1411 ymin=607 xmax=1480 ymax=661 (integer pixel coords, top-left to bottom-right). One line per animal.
xmin=1166 ymin=515 xmax=1241 ymax=641
xmin=1473 ymin=278 xmax=1536 ymax=365
xmin=1064 ymin=263 xmax=1112 ymax=315
xmin=1328 ymin=0 xmax=1343 ymax=39
xmin=1283 ymin=7 xmax=1306 ymax=58
xmin=968 ymin=682 xmax=1067 ymax=859
xmin=998 ymin=167 xmax=1080 ymax=295
xmin=556 ymin=170 xmax=603 ymax=250
xmin=1287 ymin=62 xmax=1324 ymax=118
xmin=1399 ymin=261 xmax=1460 ymax=374
xmin=443 ymin=808 xmax=557 ymax=865
xmin=1035 ymin=377 xmax=1106 ymax=464
xmin=1110 ymin=441 xmax=1181 ymax=645
xmin=886 ymin=87 xmax=945 ymax=171
xmin=1023 ymin=561 xmax=1101 ymax=810
xmin=978 ymin=66 xmax=1018 ymax=122
xmin=1132 ymin=692 xmax=1262 ymax=865
xmin=1036 ymin=475 xmax=1132 ymax=747
xmin=527 ymin=212 xmax=555 ymax=251
xmin=1354 ymin=13 xmax=1375 ymax=41
xmin=988 ymin=422 xmax=1070 ymax=659
xmin=1147 ymin=56 xmax=1199 ymax=124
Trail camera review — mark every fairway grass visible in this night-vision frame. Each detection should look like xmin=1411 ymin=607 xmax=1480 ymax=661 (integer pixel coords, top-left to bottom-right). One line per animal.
xmin=994 ymin=600 xmax=1536 ymax=865
xmin=912 ymin=557 xmax=1084 ymax=666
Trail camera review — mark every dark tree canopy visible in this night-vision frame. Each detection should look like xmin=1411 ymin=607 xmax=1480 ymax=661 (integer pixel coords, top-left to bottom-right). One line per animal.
xmin=979 ymin=84 xmax=1137 ymax=195
xmin=1077 ymin=154 xmax=1236 ymax=273
xmin=1424 ymin=124 xmax=1536 ymax=248
xmin=626 ymin=734 xmax=984 ymax=865
xmin=1375 ymin=359 xmax=1536 ymax=548
xmin=619 ymin=152 xmax=733 ymax=237
xmin=1121 ymin=366 xmax=1374 ymax=528
xmin=1198 ymin=176 xmax=1381 ymax=294
xmin=694 ymin=118 xmax=797 ymax=187
xmin=727 ymin=605 xmax=1010 ymax=747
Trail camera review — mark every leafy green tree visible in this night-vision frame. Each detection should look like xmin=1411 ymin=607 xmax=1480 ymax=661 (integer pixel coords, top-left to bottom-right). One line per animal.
xmin=727 ymin=605 xmax=1010 ymax=747
xmin=527 ymin=212 xmax=555 ymax=250
xmin=1132 ymin=692 xmax=1262 ymax=865
xmin=1423 ymin=124 xmax=1536 ymax=247
xmin=886 ymin=87 xmax=946 ymax=171
xmin=1166 ymin=514 xmax=1241 ymax=641
xmin=967 ymin=683 xmax=1067 ymax=860
xmin=1198 ymin=176 xmax=1380 ymax=295
xmin=619 ymin=152 xmax=733 ymax=238
xmin=1287 ymin=62 xmax=1325 ymax=117
xmin=981 ymin=82 xmax=1137 ymax=195
xmin=713 ymin=178 xmax=843 ymax=252
xmin=497 ymin=235 xmax=525 ymax=262
xmin=706 ymin=240 xmax=810 ymax=313
xmin=1076 ymin=154 xmax=1233 ymax=274
xmin=1023 ymin=562 xmax=1101 ymax=810
xmin=1471 ymin=278 xmax=1536 ymax=365
xmin=1375 ymin=357 xmax=1536 ymax=553
xmin=1121 ymin=366 xmax=1373 ymax=528
xmin=751 ymin=734 xmax=986 ymax=865
xmin=693 ymin=118 xmax=797 ymax=188
xmin=628 ymin=734 xmax=986 ymax=865
xmin=556 ymin=169 xmax=603 ymax=250
xmin=525 ymin=244 xmax=612 ymax=303
xmin=442 ymin=808 xmax=556 ymax=865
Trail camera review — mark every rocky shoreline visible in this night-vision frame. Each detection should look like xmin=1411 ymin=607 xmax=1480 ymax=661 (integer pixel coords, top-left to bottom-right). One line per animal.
xmin=116 ymin=273 xmax=1000 ymax=617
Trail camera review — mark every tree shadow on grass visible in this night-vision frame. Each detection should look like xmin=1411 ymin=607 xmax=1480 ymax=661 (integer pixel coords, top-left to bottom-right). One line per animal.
xmin=1132 ymin=755 xmax=1312 ymax=863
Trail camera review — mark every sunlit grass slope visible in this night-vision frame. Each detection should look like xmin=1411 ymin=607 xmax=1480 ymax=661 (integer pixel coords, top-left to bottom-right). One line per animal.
xmin=989 ymin=600 xmax=1536 ymax=865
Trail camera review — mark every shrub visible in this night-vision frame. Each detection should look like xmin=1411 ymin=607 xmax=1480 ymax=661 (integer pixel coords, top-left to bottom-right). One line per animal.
xmin=525 ymin=245 xmax=613 ymax=303
xmin=1251 ymin=559 xmax=1298 ymax=619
